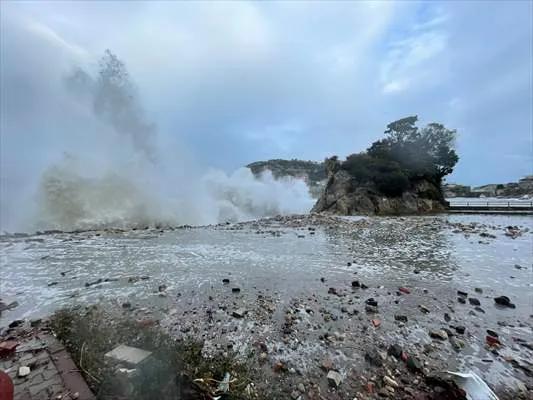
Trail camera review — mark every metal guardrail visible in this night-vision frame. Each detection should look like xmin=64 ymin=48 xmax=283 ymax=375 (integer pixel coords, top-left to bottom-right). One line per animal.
xmin=449 ymin=201 xmax=533 ymax=208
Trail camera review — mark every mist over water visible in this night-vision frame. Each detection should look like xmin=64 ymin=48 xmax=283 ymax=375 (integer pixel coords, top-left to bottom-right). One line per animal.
xmin=1 ymin=49 xmax=314 ymax=233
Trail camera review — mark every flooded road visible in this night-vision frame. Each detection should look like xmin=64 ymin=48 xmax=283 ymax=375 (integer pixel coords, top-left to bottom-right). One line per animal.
xmin=1 ymin=213 xmax=532 ymax=395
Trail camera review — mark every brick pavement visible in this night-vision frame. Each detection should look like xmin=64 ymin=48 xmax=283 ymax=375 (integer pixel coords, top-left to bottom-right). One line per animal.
xmin=0 ymin=335 xmax=96 ymax=400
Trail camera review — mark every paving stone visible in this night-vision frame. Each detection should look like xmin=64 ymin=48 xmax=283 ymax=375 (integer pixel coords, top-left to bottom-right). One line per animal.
xmin=43 ymin=367 xmax=60 ymax=380
xmin=29 ymin=379 xmax=52 ymax=396
xmin=29 ymin=373 xmax=44 ymax=385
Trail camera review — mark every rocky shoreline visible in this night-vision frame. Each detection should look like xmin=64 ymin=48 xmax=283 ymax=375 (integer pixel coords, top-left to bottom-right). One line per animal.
xmin=1 ymin=214 xmax=532 ymax=399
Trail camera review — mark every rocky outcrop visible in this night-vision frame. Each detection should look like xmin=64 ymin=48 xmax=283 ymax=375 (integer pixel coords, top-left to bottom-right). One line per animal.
xmin=311 ymin=167 xmax=445 ymax=215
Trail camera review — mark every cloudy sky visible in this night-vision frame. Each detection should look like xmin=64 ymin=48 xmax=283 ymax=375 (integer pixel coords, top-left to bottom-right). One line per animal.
xmin=1 ymin=0 xmax=532 ymax=190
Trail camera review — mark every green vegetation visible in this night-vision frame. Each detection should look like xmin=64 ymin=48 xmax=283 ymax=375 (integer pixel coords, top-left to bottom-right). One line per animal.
xmin=51 ymin=305 xmax=258 ymax=400
xmin=247 ymin=159 xmax=326 ymax=183
xmin=338 ymin=116 xmax=459 ymax=199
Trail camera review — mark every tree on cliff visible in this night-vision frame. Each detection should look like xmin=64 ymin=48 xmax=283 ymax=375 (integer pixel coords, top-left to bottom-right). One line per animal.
xmin=341 ymin=116 xmax=459 ymax=197
xmin=367 ymin=116 xmax=458 ymax=183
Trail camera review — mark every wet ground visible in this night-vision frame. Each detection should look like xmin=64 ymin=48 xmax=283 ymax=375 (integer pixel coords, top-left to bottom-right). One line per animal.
xmin=1 ymin=214 xmax=532 ymax=398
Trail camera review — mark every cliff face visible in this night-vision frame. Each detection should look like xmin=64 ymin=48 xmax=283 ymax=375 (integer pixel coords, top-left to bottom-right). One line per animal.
xmin=311 ymin=160 xmax=445 ymax=215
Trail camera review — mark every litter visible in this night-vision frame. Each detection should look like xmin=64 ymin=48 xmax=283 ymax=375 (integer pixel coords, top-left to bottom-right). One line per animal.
xmin=445 ymin=371 xmax=499 ymax=400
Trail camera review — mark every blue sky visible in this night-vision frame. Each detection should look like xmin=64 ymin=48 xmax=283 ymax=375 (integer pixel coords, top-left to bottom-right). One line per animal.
xmin=1 ymin=0 xmax=532 ymax=192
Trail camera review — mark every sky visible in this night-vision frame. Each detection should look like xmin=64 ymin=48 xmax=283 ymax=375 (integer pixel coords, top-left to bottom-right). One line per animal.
xmin=0 ymin=0 xmax=532 ymax=191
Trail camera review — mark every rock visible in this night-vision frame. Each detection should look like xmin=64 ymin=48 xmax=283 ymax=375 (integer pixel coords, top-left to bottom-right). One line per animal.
xmin=86 ymin=278 xmax=103 ymax=287
xmin=18 ymin=366 xmax=30 ymax=377
xmin=0 ymin=299 xmax=19 ymax=312
xmin=48 ymin=282 xmax=58 ymax=287
xmin=474 ymin=307 xmax=485 ymax=314
xmin=30 ymin=319 xmax=42 ymax=327
xmin=365 ymin=305 xmax=379 ymax=314
xmin=361 ymin=283 xmax=369 ymax=289
xmin=232 ymin=309 xmax=246 ymax=318
xmin=457 ymin=290 xmax=468 ymax=297
xmin=514 ymin=264 xmax=523 ymax=270
xmin=321 ymin=358 xmax=334 ymax=371
xmin=122 ymin=302 xmax=132 ymax=309
xmin=457 ymin=297 xmax=466 ymax=304
xmin=468 ymin=298 xmax=481 ymax=306
xmin=297 ymin=383 xmax=305 ymax=393
xmin=486 ymin=336 xmax=501 ymax=347
xmin=394 ymin=315 xmax=408 ymax=323
xmin=328 ymin=287 xmax=338 ymax=295
xmin=291 ymin=390 xmax=301 ymax=400
xmin=430 ymin=330 xmax=448 ymax=340
xmin=414 ymin=269 xmax=421 ymax=274
xmin=388 ymin=344 xmax=403 ymax=359
xmin=406 ymin=357 xmax=423 ymax=373
xmin=474 ymin=287 xmax=483 ymax=293
xmin=351 ymin=280 xmax=360 ymax=288
xmin=494 ymin=296 xmax=516 ymax=308
xmin=158 ymin=284 xmax=167 ymax=292
xmin=365 ymin=349 xmax=383 ymax=367
xmin=372 ymin=319 xmax=381 ymax=328
xmin=365 ymin=298 xmax=378 ymax=307
xmin=8 ymin=320 xmax=24 ymax=329
xmin=383 ymin=376 xmax=399 ymax=388
xmin=222 ymin=278 xmax=230 ymax=284
xmin=419 ymin=305 xmax=430 ymax=314
xmin=444 ymin=313 xmax=451 ymax=322
xmin=104 ymin=344 xmax=153 ymax=368
xmin=231 ymin=288 xmax=241 ymax=293
xmin=0 ymin=340 xmax=19 ymax=357
xmin=450 ymin=337 xmax=465 ymax=350
xmin=341 ymin=306 xmax=348 ymax=313
xmin=398 ymin=287 xmax=410 ymax=294
xmin=327 ymin=370 xmax=342 ymax=388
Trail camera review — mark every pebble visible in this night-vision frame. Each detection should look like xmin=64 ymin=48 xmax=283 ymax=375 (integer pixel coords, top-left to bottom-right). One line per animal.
xmin=494 ymin=296 xmax=516 ymax=308
xmin=458 ymin=297 xmax=466 ymax=304
xmin=419 ymin=305 xmax=430 ymax=314
xmin=232 ymin=308 xmax=246 ymax=318
xmin=474 ymin=287 xmax=483 ymax=293
xmin=383 ymin=376 xmax=399 ymax=388
xmin=232 ymin=288 xmax=241 ymax=293
xmin=297 ymin=383 xmax=305 ymax=393
xmin=430 ymin=330 xmax=448 ymax=340
xmin=444 ymin=313 xmax=451 ymax=322
xmin=468 ymin=298 xmax=481 ymax=306
xmin=18 ymin=366 xmax=30 ymax=377
xmin=394 ymin=315 xmax=408 ymax=323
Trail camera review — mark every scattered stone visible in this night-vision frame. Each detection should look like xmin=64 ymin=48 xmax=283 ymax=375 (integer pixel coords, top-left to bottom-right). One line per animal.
xmin=8 ymin=320 xmax=24 ymax=329
xmin=232 ymin=309 xmax=247 ymax=318
xmin=297 ymin=383 xmax=305 ymax=393
xmin=365 ymin=298 xmax=378 ymax=307
xmin=494 ymin=296 xmax=516 ymax=308
xmin=514 ymin=264 xmax=523 ymax=270
xmin=30 ymin=319 xmax=42 ymax=327
xmin=18 ymin=366 xmax=31 ymax=377
xmin=158 ymin=284 xmax=167 ymax=292
xmin=475 ymin=307 xmax=485 ymax=314
xmin=468 ymin=298 xmax=481 ymax=306
xmin=365 ymin=305 xmax=379 ymax=314
xmin=444 ymin=313 xmax=451 ymax=322
xmin=383 ymin=376 xmax=399 ymax=388
xmin=321 ymin=358 xmax=334 ymax=372
xmin=457 ymin=297 xmax=466 ymax=304
xmin=361 ymin=284 xmax=369 ymax=289
xmin=474 ymin=287 xmax=483 ymax=293
xmin=222 ymin=278 xmax=230 ymax=284
xmin=48 ymin=282 xmax=58 ymax=287
xmin=320 ymin=277 xmax=326 ymax=283
xmin=394 ymin=315 xmax=408 ymax=323
xmin=327 ymin=370 xmax=342 ymax=388
xmin=414 ymin=269 xmax=421 ymax=274
xmin=419 ymin=305 xmax=430 ymax=314
xmin=407 ymin=357 xmax=423 ymax=373
xmin=351 ymin=280 xmax=360 ymax=288
xmin=398 ymin=287 xmax=410 ymax=294
xmin=328 ymin=287 xmax=338 ymax=295
xmin=232 ymin=288 xmax=241 ymax=293
xmin=450 ymin=337 xmax=465 ymax=350
xmin=365 ymin=349 xmax=384 ymax=367
xmin=388 ymin=344 xmax=403 ymax=359
xmin=486 ymin=329 xmax=498 ymax=338
xmin=122 ymin=302 xmax=132 ymax=309
xmin=86 ymin=278 xmax=103 ymax=287
xmin=372 ymin=319 xmax=381 ymax=328
xmin=486 ymin=336 xmax=501 ymax=347
xmin=457 ymin=290 xmax=468 ymax=297
xmin=430 ymin=330 xmax=448 ymax=340
xmin=0 ymin=340 xmax=19 ymax=357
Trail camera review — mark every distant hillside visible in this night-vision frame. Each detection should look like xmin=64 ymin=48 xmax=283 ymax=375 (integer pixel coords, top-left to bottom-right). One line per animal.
xmin=444 ymin=175 xmax=533 ymax=198
xmin=247 ymin=159 xmax=326 ymax=184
